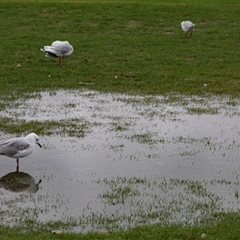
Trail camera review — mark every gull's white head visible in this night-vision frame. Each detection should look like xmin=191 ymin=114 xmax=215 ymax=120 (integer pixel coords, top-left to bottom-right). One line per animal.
xmin=26 ymin=133 xmax=42 ymax=148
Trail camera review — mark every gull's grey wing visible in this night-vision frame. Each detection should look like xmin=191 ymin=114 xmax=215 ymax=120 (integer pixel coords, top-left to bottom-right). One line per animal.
xmin=54 ymin=44 xmax=72 ymax=55
xmin=0 ymin=138 xmax=30 ymax=157
xmin=51 ymin=41 xmax=71 ymax=54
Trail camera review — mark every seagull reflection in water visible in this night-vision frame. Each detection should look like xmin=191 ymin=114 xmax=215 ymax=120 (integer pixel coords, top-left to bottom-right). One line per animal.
xmin=0 ymin=167 xmax=41 ymax=193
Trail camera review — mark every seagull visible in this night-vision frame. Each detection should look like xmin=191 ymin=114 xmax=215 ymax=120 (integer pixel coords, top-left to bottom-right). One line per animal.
xmin=40 ymin=40 xmax=73 ymax=64
xmin=0 ymin=133 xmax=42 ymax=170
xmin=181 ymin=21 xmax=195 ymax=38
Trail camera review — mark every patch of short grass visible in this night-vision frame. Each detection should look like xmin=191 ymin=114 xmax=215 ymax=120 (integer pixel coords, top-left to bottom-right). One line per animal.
xmin=187 ymin=107 xmax=219 ymax=115
xmin=0 ymin=1 xmax=240 ymax=98
xmin=1 ymin=212 xmax=240 ymax=240
xmin=0 ymin=117 xmax=90 ymax=138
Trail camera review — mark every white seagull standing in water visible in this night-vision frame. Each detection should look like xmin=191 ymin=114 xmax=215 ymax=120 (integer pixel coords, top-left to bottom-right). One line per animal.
xmin=40 ymin=40 xmax=73 ymax=64
xmin=181 ymin=21 xmax=195 ymax=38
xmin=0 ymin=133 xmax=42 ymax=170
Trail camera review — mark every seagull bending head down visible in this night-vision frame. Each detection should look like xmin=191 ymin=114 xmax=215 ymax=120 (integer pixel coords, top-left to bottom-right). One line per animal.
xmin=181 ymin=21 xmax=195 ymax=38
xmin=40 ymin=40 xmax=73 ymax=64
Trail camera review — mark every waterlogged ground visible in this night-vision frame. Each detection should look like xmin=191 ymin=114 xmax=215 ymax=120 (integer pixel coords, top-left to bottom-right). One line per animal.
xmin=0 ymin=90 xmax=240 ymax=232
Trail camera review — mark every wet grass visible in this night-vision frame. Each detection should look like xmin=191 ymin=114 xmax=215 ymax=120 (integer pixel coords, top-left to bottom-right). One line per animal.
xmin=1 ymin=213 xmax=240 ymax=240
xmin=0 ymin=117 xmax=90 ymax=137
xmin=1 ymin=0 xmax=240 ymax=239
xmin=0 ymin=0 xmax=239 ymax=136
xmin=1 ymin=175 xmax=240 ymax=238
xmin=1 ymin=92 xmax=240 ymax=238
xmin=187 ymin=107 xmax=219 ymax=115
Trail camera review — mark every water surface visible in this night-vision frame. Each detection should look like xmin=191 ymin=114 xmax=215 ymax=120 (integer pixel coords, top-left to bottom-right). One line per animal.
xmin=0 ymin=90 xmax=240 ymax=232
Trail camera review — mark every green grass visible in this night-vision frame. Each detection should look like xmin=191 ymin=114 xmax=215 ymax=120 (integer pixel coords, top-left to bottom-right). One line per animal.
xmin=0 ymin=1 xmax=240 ymax=99
xmin=1 ymin=0 xmax=240 ymax=239
xmin=1 ymin=212 xmax=240 ymax=239
xmin=0 ymin=117 xmax=90 ymax=137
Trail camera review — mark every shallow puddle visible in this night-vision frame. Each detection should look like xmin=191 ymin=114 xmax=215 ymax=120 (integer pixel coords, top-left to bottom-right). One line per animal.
xmin=0 ymin=90 xmax=240 ymax=232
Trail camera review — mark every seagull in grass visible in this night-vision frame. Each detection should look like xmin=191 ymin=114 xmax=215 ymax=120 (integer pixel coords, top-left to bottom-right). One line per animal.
xmin=0 ymin=133 xmax=42 ymax=171
xmin=40 ymin=40 xmax=73 ymax=64
xmin=181 ymin=21 xmax=195 ymax=38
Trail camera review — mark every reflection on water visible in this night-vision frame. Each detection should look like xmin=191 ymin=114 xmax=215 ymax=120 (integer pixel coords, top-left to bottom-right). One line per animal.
xmin=0 ymin=169 xmax=41 ymax=193
xmin=0 ymin=90 xmax=240 ymax=232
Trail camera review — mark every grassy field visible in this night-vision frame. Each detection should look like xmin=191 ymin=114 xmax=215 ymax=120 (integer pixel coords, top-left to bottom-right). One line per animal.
xmin=0 ymin=0 xmax=240 ymax=99
xmin=1 ymin=212 xmax=240 ymax=239
xmin=1 ymin=0 xmax=240 ymax=239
